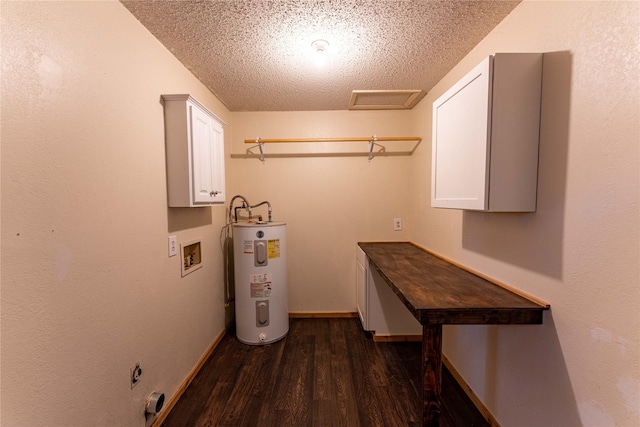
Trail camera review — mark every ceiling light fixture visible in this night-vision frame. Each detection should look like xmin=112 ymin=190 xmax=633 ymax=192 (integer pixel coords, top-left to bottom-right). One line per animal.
xmin=311 ymin=39 xmax=330 ymax=67
xmin=311 ymin=39 xmax=329 ymax=53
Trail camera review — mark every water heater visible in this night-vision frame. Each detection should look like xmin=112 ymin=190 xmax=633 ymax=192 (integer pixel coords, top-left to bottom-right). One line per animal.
xmin=233 ymin=222 xmax=288 ymax=345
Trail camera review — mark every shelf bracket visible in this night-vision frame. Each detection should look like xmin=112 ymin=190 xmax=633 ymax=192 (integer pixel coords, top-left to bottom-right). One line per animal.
xmin=248 ymin=137 xmax=266 ymax=163
xmin=368 ymin=135 xmax=379 ymax=162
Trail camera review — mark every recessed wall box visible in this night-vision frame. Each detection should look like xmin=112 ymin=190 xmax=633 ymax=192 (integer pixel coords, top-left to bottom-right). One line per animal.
xmin=181 ymin=239 xmax=202 ymax=277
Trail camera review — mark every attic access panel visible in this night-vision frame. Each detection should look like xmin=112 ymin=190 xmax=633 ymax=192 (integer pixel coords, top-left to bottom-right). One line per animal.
xmin=348 ymin=90 xmax=424 ymax=110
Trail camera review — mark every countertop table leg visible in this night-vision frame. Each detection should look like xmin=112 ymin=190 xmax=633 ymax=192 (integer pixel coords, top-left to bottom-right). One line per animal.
xmin=422 ymin=324 xmax=443 ymax=427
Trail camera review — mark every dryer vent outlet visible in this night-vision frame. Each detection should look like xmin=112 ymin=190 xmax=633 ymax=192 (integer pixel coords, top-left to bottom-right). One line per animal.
xmin=146 ymin=392 xmax=165 ymax=415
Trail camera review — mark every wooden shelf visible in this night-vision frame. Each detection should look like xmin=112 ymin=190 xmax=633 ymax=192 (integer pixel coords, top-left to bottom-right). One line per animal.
xmin=242 ymin=136 xmax=421 ymax=144
xmin=357 ymin=241 xmax=549 ymax=426
xmin=358 ymin=241 xmax=548 ymax=324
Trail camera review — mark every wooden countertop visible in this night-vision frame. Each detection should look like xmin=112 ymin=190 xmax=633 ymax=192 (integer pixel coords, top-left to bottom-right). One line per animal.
xmin=358 ymin=242 xmax=548 ymax=326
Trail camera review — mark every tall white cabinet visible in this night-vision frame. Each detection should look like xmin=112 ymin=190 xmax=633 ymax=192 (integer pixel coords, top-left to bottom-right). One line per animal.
xmin=431 ymin=53 xmax=543 ymax=212
xmin=162 ymin=94 xmax=226 ymax=207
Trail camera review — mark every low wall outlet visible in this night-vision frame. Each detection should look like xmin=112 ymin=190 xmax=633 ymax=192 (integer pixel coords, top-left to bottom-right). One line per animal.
xmin=131 ymin=362 xmax=142 ymax=388
xmin=168 ymin=236 xmax=177 ymax=257
xmin=393 ymin=218 xmax=403 ymax=231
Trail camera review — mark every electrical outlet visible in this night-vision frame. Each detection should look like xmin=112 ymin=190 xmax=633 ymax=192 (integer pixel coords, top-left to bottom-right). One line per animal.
xmin=393 ymin=218 xmax=403 ymax=231
xmin=168 ymin=236 xmax=177 ymax=257
xmin=131 ymin=362 xmax=142 ymax=388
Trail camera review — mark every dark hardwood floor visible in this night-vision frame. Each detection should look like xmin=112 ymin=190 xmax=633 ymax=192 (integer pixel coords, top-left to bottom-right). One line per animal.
xmin=162 ymin=318 xmax=489 ymax=427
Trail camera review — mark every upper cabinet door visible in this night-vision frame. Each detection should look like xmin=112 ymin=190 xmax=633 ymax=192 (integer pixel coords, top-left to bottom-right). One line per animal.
xmin=189 ymin=103 xmax=225 ymax=204
xmin=209 ymin=118 xmax=225 ymax=203
xmin=432 ymin=57 xmax=492 ymax=211
xmin=163 ymin=94 xmax=226 ymax=207
xmin=431 ymin=53 xmax=542 ymax=212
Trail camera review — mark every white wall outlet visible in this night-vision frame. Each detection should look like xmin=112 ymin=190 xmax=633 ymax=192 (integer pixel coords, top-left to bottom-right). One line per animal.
xmin=393 ymin=218 xmax=403 ymax=231
xmin=168 ymin=236 xmax=177 ymax=257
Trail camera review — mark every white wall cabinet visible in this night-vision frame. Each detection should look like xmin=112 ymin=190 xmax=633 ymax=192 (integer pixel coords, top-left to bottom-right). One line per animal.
xmin=431 ymin=53 xmax=543 ymax=212
xmin=162 ymin=94 xmax=226 ymax=207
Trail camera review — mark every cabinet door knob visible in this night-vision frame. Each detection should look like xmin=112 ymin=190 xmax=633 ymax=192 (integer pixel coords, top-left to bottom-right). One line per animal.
xmin=210 ymin=190 xmax=220 ymax=196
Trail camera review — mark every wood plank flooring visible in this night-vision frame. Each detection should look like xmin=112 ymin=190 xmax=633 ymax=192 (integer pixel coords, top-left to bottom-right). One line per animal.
xmin=161 ymin=318 xmax=489 ymax=427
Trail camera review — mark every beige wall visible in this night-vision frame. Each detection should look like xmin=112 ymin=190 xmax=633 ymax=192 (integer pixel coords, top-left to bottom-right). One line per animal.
xmin=2 ymin=2 xmax=230 ymax=425
xmin=2 ymin=0 xmax=639 ymax=426
xmin=409 ymin=1 xmax=639 ymax=426
xmin=227 ymin=110 xmax=416 ymax=312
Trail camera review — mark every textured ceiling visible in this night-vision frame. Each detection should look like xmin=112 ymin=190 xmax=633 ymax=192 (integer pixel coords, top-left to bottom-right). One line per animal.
xmin=121 ymin=0 xmax=520 ymax=112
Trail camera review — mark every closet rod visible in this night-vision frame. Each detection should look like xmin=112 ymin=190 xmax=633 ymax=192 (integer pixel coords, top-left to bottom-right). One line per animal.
xmin=243 ymin=136 xmax=421 ymax=144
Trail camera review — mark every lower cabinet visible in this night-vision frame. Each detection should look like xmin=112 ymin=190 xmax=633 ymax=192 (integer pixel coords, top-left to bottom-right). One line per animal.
xmin=356 ymin=245 xmax=421 ymax=337
xmin=356 ymin=246 xmax=368 ymax=327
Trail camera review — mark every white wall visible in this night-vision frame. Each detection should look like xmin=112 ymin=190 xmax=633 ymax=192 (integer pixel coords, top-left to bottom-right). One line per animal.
xmin=2 ymin=2 xmax=230 ymax=426
xmin=409 ymin=1 xmax=639 ymax=425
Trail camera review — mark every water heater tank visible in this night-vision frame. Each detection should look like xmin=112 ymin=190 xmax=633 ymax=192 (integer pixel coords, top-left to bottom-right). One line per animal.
xmin=233 ymin=222 xmax=288 ymax=345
